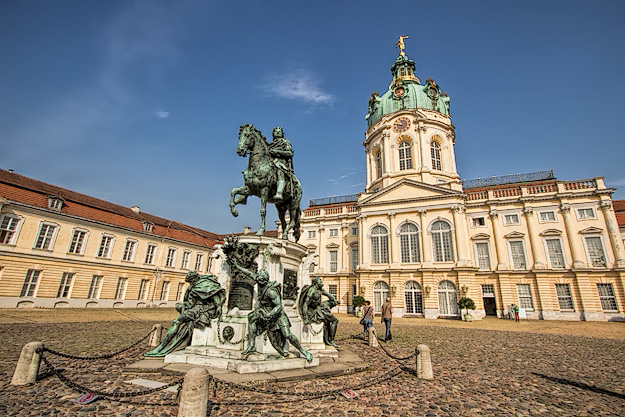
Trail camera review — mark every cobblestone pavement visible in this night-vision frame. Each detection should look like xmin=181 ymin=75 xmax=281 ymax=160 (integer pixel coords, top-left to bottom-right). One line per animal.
xmin=1 ymin=315 xmax=624 ymax=416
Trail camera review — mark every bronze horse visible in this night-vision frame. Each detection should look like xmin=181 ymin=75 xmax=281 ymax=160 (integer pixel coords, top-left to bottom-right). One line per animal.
xmin=229 ymin=124 xmax=302 ymax=241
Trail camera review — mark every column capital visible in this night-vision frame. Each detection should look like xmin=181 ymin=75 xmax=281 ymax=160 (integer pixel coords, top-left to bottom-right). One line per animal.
xmin=318 ymin=226 xmax=325 ymax=231
xmin=599 ymin=201 xmax=613 ymax=211
xmin=523 ymin=207 xmax=534 ymax=216
xmin=451 ymin=205 xmax=466 ymax=214
xmin=488 ymin=209 xmax=499 ymax=218
xmin=417 ymin=209 xmax=427 ymax=216
xmin=416 ymin=125 xmax=427 ymax=132
xmin=559 ymin=204 xmax=571 ymax=213
xmin=387 ymin=211 xmax=397 ymax=219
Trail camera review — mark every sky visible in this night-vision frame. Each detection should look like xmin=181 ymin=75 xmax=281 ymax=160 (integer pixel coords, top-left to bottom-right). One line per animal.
xmin=2 ymin=1 xmax=625 ymax=234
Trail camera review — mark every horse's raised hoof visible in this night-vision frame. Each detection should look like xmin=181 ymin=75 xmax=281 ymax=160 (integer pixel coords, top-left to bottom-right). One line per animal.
xmin=230 ymin=207 xmax=239 ymax=217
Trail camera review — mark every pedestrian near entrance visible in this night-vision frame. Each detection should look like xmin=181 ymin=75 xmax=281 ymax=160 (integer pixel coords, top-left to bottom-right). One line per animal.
xmin=512 ymin=303 xmax=520 ymax=321
xmin=361 ymin=300 xmax=374 ymax=338
xmin=381 ymin=296 xmax=393 ymax=341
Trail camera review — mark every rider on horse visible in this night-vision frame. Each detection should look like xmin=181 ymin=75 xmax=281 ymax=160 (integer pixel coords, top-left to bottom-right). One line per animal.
xmin=268 ymin=126 xmax=293 ymax=200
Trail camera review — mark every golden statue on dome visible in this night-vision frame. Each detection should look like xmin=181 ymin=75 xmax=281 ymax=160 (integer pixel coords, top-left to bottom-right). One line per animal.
xmin=395 ymin=35 xmax=409 ymax=56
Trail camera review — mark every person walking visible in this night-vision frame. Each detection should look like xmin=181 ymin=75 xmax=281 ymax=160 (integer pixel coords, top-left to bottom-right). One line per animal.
xmin=512 ymin=303 xmax=520 ymax=322
xmin=362 ymin=300 xmax=374 ymax=338
xmin=381 ymin=296 xmax=393 ymax=341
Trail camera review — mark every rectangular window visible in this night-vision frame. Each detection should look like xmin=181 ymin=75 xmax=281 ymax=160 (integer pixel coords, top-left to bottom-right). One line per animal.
xmin=122 ymin=239 xmax=137 ymax=262
xmin=20 ymin=269 xmax=41 ymax=297
xmin=309 ymin=263 xmax=315 ymax=273
xmin=482 ymin=284 xmax=495 ymax=297
xmin=351 ymin=227 xmax=358 ymax=236
xmin=585 ymin=236 xmax=607 ymax=267
xmin=34 ymin=222 xmax=58 ymax=250
xmin=48 ymin=197 xmax=63 ymax=210
xmin=114 ymin=277 xmax=128 ymax=300
xmin=352 ymin=284 xmax=357 ymax=296
xmin=555 ymin=283 xmax=574 ymax=311
xmin=472 ymin=217 xmax=486 ymax=227
xmin=308 ymin=230 xmax=316 ymax=239
xmin=503 ymin=214 xmax=520 ymax=225
xmin=165 ymin=247 xmax=177 ymax=267
xmin=539 ymin=211 xmax=557 ymax=222
xmin=475 ymin=242 xmax=491 ymax=270
xmin=509 ymin=241 xmax=527 ymax=269
xmin=328 ymin=284 xmax=338 ymax=299
xmin=181 ymin=251 xmax=191 ymax=269
xmin=351 ymin=246 xmax=358 ymax=271
xmin=144 ymin=244 xmax=157 ymax=264
xmin=597 ymin=283 xmax=618 ymax=311
xmin=57 ymin=273 xmax=74 ymax=298
xmin=138 ymin=279 xmax=150 ymax=300
xmin=87 ymin=275 xmax=103 ymax=299
xmin=0 ymin=214 xmax=21 ymax=244
xmin=194 ymin=254 xmax=203 ymax=271
xmin=577 ymin=208 xmax=596 ymax=220
xmin=176 ymin=283 xmax=185 ymax=301
xmin=329 ymin=250 xmax=338 ymax=272
xmin=329 ymin=228 xmax=339 ymax=237
xmin=160 ymin=281 xmax=171 ymax=301
xmin=545 ymin=239 xmax=565 ymax=268
xmin=97 ymin=234 xmax=114 ymax=258
xmin=516 ymin=284 xmax=534 ymax=310
xmin=68 ymin=229 xmax=88 ymax=254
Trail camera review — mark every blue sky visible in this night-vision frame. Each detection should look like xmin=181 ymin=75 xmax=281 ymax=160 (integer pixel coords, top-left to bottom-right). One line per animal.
xmin=2 ymin=1 xmax=624 ymax=234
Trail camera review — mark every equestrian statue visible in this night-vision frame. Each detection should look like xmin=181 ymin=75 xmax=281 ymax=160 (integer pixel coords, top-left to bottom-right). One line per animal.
xmin=229 ymin=124 xmax=302 ymax=242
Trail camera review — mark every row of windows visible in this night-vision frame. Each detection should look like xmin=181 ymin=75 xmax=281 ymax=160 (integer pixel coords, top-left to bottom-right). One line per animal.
xmin=307 ymin=226 xmax=359 ymax=240
xmin=365 ymin=280 xmax=619 ymax=315
xmin=374 ymin=140 xmax=443 ymax=180
xmin=20 ymin=269 xmax=186 ymax=301
xmin=471 ymin=207 xmax=598 ymax=228
xmin=515 ymin=283 xmax=618 ymax=312
xmin=0 ymin=214 xmax=208 ymax=270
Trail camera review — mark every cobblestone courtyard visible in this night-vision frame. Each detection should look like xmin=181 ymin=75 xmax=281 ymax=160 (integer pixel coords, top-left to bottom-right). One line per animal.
xmin=0 ymin=310 xmax=623 ymax=416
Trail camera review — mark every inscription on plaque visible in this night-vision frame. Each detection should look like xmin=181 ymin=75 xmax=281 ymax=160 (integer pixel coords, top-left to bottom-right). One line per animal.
xmin=228 ymin=279 xmax=254 ymax=311
xmin=282 ymin=269 xmax=299 ymax=301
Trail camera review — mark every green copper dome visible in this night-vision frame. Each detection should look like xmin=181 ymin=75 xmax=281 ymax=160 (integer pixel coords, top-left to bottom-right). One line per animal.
xmin=365 ymin=54 xmax=451 ymax=128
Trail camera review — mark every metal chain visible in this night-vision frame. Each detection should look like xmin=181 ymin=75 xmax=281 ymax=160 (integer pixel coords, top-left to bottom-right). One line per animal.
xmin=334 ymin=334 xmax=361 ymax=343
xmin=377 ymin=343 xmax=417 ymax=361
xmin=41 ymin=328 xmax=154 ymax=360
xmin=303 ymin=323 xmax=323 ymax=336
xmin=216 ymin=320 xmax=247 ymax=345
xmin=39 ymin=352 xmax=182 ymax=400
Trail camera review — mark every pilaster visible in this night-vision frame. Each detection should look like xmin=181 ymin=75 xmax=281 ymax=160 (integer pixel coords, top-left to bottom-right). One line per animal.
xmin=452 ymin=205 xmax=470 ymax=267
xmin=599 ymin=200 xmax=625 ymax=267
xmin=523 ymin=207 xmax=546 ymax=269
xmin=559 ymin=204 xmax=585 ymax=268
xmin=489 ymin=209 xmax=508 ymax=270
xmin=388 ymin=212 xmax=398 ymax=265
xmin=418 ymin=210 xmax=432 ymax=267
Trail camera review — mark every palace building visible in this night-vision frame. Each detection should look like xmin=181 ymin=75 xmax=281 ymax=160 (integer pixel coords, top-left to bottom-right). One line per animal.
xmin=0 ymin=169 xmax=220 ymax=308
xmin=301 ymin=50 xmax=625 ymax=321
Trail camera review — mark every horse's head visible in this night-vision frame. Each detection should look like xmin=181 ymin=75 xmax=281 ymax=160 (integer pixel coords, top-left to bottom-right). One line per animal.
xmin=237 ymin=124 xmax=267 ymax=156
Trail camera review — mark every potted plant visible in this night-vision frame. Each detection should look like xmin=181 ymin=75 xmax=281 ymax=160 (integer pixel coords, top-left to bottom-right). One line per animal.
xmin=353 ymin=295 xmax=365 ymax=317
xmin=458 ymin=297 xmax=476 ymax=322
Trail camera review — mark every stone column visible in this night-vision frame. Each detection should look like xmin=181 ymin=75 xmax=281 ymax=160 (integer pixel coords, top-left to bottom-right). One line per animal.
xmin=417 ymin=125 xmax=428 ymax=170
xmin=388 ymin=212 xmax=398 ymax=265
xmin=317 ymin=226 xmax=325 ymax=273
xmin=359 ymin=215 xmax=369 ymax=267
xmin=447 ymin=132 xmax=458 ymax=175
xmin=382 ymin=131 xmax=391 ymax=176
xmin=178 ymin=368 xmax=209 ymax=417
xmin=489 ymin=209 xmax=508 ymax=270
xmin=340 ymin=224 xmax=348 ymax=272
xmin=365 ymin=148 xmax=373 ymax=189
xmin=523 ymin=207 xmax=546 ymax=269
xmin=452 ymin=205 xmax=470 ymax=266
xmin=599 ymin=201 xmax=625 ymax=267
xmin=559 ymin=204 xmax=585 ymax=268
xmin=417 ymin=210 xmax=431 ymax=267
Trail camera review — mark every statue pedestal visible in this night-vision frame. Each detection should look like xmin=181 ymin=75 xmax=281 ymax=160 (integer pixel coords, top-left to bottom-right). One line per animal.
xmin=164 ymin=236 xmax=332 ymax=373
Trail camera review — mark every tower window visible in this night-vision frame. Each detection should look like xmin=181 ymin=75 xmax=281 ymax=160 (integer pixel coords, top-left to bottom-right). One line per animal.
xmin=431 ymin=141 xmax=442 ymax=171
xmin=398 ymin=141 xmax=412 ymax=170
xmin=375 ymin=151 xmax=382 ymax=178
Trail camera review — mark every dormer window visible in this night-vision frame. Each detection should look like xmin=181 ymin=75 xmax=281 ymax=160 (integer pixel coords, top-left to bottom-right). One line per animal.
xmin=143 ymin=221 xmax=154 ymax=233
xmin=48 ymin=197 xmax=64 ymax=211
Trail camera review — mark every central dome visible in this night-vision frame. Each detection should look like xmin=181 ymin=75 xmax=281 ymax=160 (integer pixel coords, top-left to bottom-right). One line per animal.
xmin=365 ymin=54 xmax=451 ymax=128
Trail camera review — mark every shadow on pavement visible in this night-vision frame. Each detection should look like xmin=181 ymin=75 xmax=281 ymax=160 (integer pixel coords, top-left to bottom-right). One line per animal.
xmin=532 ymin=372 xmax=625 ymax=399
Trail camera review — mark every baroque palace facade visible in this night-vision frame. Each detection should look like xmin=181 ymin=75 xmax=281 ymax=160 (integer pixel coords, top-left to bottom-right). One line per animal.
xmin=0 ymin=169 xmax=220 ymax=308
xmin=302 ymin=51 xmax=625 ymax=321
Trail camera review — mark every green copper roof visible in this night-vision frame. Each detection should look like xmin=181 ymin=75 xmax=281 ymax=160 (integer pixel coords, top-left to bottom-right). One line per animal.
xmin=365 ymin=54 xmax=451 ymax=128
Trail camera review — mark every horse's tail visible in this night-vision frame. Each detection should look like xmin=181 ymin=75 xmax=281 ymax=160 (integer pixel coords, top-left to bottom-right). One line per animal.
xmin=293 ymin=207 xmax=301 ymax=242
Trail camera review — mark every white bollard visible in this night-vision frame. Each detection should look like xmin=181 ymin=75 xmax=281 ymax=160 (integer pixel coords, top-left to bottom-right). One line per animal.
xmin=178 ymin=367 xmax=210 ymax=417
xmin=149 ymin=324 xmax=163 ymax=347
xmin=11 ymin=341 xmax=44 ymax=386
xmin=368 ymin=327 xmax=379 ymax=347
xmin=416 ymin=344 xmax=433 ymax=380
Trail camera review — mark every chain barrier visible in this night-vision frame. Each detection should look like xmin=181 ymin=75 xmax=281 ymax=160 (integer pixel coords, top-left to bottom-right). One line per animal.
xmin=303 ymin=323 xmax=324 ymax=337
xmin=38 ymin=351 xmax=182 ymax=401
xmin=41 ymin=328 xmax=155 ymax=361
xmin=216 ymin=320 xmax=247 ymax=345
xmin=334 ymin=334 xmax=362 ymax=343
xmin=377 ymin=342 xmax=417 ymax=361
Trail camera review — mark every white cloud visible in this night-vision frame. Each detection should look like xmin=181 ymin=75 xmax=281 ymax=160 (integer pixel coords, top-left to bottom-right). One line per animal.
xmin=261 ymin=67 xmax=333 ymax=106
xmin=155 ymin=110 xmax=170 ymax=119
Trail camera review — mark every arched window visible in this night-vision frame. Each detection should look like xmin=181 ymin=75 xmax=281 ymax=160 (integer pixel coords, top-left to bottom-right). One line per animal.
xmin=399 ymin=223 xmax=420 ymax=263
xmin=430 ymin=141 xmax=442 ymax=171
xmin=373 ymin=281 xmax=390 ymax=312
xmin=438 ymin=280 xmax=459 ymax=316
xmin=371 ymin=225 xmax=389 ymax=264
xmin=404 ymin=281 xmax=423 ymax=314
xmin=431 ymin=221 xmax=454 ymax=262
xmin=399 ymin=68 xmax=405 ymax=76
xmin=375 ymin=151 xmax=382 ymax=178
xmin=398 ymin=141 xmax=412 ymax=170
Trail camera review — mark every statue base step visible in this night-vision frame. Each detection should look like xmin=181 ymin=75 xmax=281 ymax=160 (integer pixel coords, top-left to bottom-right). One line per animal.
xmin=165 ymin=349 xmax=319 ymax=374
xmin=309 ymin=345 xmax=338 ymax=358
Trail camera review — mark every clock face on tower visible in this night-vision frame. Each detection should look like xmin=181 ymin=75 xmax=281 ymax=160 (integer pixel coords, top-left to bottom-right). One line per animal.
xmin=393 ymin=117 xmax=411 ymax=133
